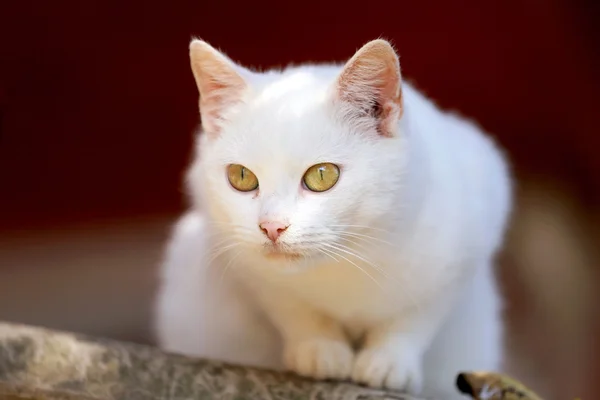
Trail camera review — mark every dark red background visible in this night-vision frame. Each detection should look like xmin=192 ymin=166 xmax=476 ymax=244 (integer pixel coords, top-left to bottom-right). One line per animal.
xmin=1 ymin=1 xmax=599 ymax=397
xmin=1 ymin=0 xmax=598 ymax=230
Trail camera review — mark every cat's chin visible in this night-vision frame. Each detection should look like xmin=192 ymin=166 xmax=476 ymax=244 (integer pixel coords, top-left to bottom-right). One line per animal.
xmin=258 ymin=242 xmax=305 ymax=261
xmin=259 ymin=251 xmax=316 ymax=275
xmin=262 ymin=250 xmax=303 ymax=262
xmin=257 ymin=247 xmax=321 ymax=273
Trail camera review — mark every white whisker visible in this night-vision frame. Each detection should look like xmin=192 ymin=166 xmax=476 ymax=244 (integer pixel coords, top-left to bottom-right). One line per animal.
xmin=322 ymin=242 xmax=392 ymax=282
xmin=206 ymin=220 xmax=255 ymax=233
xmin=336 ymin=231 xmax=396 ymax=247
xmin=323 ymin=242 xmax=421 ymax=311
xmin=328 ymin=224 xmax=393 ymax=234
xmin=318 ymin=244 xmax=386 ymax=294
xmin=317 ymin=247 xmax=341 ymax=263
xmin=218 ymin=248 xmax=243 ymax=290
xmin=205 ymin=242 xmax=240 ymax=267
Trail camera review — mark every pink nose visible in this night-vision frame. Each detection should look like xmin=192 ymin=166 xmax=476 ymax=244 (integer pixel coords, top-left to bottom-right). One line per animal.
xmin=259 ymin=221 xmax=289 ymax=242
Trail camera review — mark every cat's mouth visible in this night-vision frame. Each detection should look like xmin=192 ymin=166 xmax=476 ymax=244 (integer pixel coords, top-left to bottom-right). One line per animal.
xmin=264 ymin=252 xmax=302 ymax=261
xmin=262 ymin=244 xmax=303 ymax=261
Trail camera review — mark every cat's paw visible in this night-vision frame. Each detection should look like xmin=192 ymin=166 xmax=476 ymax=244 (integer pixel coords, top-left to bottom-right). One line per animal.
xmin=284 ymin=338 xmax=354 ymax=380
xmin=352 ymin=343 xmax=422 ymax=393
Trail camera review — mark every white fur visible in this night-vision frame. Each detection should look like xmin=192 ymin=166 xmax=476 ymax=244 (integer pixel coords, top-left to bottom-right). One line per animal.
xmin=154 ymin=40 xmax=512 ymax=399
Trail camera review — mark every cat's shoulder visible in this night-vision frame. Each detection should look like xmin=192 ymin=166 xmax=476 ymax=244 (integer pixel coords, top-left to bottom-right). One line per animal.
xmin=165 ymin=212 xmax=207 ymax=253
xmin=173 ymin=211 xmax=205 ymax=237
xmin=160 ymin=212 xmax=209 ymax=278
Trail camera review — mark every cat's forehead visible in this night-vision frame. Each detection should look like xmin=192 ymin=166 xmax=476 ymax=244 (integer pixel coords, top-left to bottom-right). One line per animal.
xmin=251 ymin=69 xmax=332 ymax=114
xmin=221 ymin=74 xmax=343 ymax=152
xmin=220 ymin=104 xmax=348 ymax=171
xmin=207 ymin=66 xmax=360 ymax=176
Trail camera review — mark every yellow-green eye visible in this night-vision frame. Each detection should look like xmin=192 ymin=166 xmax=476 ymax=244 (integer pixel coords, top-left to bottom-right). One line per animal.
xmin=227 ymin=164 xmax=259 ymax=192
xmin=303 ymin=163 xmax=340 ymax=192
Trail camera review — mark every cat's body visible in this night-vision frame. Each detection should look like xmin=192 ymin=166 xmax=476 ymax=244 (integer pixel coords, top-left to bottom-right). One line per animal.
xmin=154 ymin=39 xmax=512 ymax=399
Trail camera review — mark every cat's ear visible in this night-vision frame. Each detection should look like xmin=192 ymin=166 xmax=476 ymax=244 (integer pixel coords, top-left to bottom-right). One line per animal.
xmin=189 ymin=39 xmax=248 ymax=136
xmin=334 ymin=39 xmax=403 ymax=137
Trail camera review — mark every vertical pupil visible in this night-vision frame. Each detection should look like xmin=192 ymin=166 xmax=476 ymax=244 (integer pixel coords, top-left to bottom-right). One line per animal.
xmin=241 ymin=167 xmax=245 ymax=180
xmin=319 ymin=167 xmax=324 ymax=180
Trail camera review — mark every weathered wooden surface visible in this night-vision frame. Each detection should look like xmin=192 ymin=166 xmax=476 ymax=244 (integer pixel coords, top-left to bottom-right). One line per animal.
xmin=0 ymin=322 xmax=421 ymax=400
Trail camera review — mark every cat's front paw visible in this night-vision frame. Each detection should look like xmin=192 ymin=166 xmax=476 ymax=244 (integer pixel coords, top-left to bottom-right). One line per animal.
xmin=352 ymin=342 xmax=422 ymax=393
xmin=284 ymin=338 xmax=354 ymax=380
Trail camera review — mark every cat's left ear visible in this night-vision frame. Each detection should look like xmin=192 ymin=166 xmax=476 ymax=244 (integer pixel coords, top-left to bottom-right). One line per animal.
xmin=189 ymin=39 xmax=249 ymax=136
xmin=333 ymin=39 xmax=403 ymax=137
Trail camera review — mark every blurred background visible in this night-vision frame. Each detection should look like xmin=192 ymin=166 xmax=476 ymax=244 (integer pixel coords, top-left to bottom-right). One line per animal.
xmin=0 ymin=1 xmax=598 ymax=399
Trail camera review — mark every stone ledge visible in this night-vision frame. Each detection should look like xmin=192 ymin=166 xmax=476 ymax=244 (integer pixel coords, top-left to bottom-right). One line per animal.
xmin=0 ymin=322 xmax=421 ymax=400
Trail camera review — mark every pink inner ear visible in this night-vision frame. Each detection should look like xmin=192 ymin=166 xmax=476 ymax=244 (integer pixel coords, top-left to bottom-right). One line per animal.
xmin=199 ymin=78 xmax=242 ymax=134
xmin=376 ymin=81 xmax=403 ymax=137
xmin=336 ymin=48 xmax=403 ymax=137
xmin=378 ymin=99 xmax=402 ymax=137
xmin=190 ymin=41 xmax=248 ymax=136
xmin=197 ymin=73 xmax=246 ymax=135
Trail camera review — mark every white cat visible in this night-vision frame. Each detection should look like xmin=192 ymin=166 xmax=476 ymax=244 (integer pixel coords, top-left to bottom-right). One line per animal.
xmin=154 ymin=39 xmax=512 ymax=399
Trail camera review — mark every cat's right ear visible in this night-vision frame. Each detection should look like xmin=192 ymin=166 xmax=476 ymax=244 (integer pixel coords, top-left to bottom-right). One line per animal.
xmin=189 ymin=39 xmax=248 ymax=136
xmin=333 ymin=39 xmax=403 ymax=137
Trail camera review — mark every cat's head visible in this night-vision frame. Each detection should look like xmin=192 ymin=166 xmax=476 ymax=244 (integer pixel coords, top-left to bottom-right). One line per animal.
xmin=186 ymin=39 xmax=408 ymax=270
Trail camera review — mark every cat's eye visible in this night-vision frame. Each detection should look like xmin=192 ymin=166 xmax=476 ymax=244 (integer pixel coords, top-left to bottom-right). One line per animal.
xmin=227 ymin=164 xmax=259 ymax=192
xmin=303 ymin=163 xmax=340 ymax=192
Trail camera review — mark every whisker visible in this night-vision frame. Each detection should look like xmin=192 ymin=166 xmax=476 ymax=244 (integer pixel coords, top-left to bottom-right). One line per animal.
xmin=336 ymin=235 xmax=375 ymax=254
xmin=328 ymin=224 xmax=393 ymax=234
xmin=336 ymin=231 xmax=396 ymax=247
xmin=318 ymin=244 xmax=386 ymax=294
xmin=199 ymin=230 xmax=231 ymax=242
xmin=198 ymin=236 xmax=239 ymax=271
xmin=206 ymin=220 xmax=256 ymax=233
xmin=323 ymin=242 xmax=421 ymax=311
xmin=317 ymin=247 xmax=341 ymax=263
xmin=205 ymin=242 xmax=240 ymax=267
xmin=322 ymin=242 xmax=391 ymax=281
xmin=208 ymin=234 xmax=235 ymax=246
xmin=218 ymin=248 xmax=243 ymax=290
